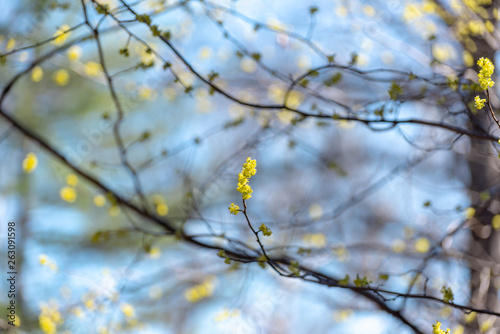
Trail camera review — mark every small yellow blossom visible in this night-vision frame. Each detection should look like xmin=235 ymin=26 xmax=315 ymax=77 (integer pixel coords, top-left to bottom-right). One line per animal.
xmin=214 ymin=308 xmax=240 ymax=322
xmin=71 ymin=307 xmax=84 ymax=318
xmin=39 ymin=315 xmax=56 ymax=334
xmin=98 ymin=327 xmax=110 ymax=334
xmin=39 ymin=254 xmax=58 ymax=271
xmin=53 ymin=69 xmax=70 ymax=86
xmin=415 ymin=237 xmax=430 ymax=253
xmin=453 ymin=325 xmax=464 ymax=334
xmin=285 ymin=90 xmax=303 ymax=109
xmin=277 ymin=110 xmax=295 ymax=124
xmin=48 ymin=262 xmax=58 ymax=271
xmin=464 ymin=311 xmax=476 ymax=323
xmin=149 ymin=246 xmax=161 ymax=259
xmin=302 ymin=233 xmax=326 ymax=248
xmin=392 ymin=239 xmax=406 ymax=253
xmin=32 ymin=66 xmax=44 ymax=82
xmin=333 ymin=309 xmax=353 ymax=322
xmin=240 ymin=58 xmax=257 ymax=73
xmin=39 ymin=302 xmax=63 ymax=334
xmin=60 ymin=186 xmax=77 ymax=203
xmin=267 ymin=18 xmax=286 ymax=32
xmin=22 ymin=152 xmax=38 ymax=173
xmin=403 ymin=4 xmax=421 ymax=21
xmin=184 ymin=277 xmax=215 ymax=302
xmin=492 ymin=215 xmax=500 ymax=230
xmin=477 ymin=57 xmax=495 ymax=90
xmin=152 ymin=195 xmax=169 ymax=216
xmin=198 ymin=46 xmax=213 ymax=59
xmin=465 ymin=207 xmax=476 ymax=219
xmin=109 ymin=205 xmax=120 ymax=217
xmin=432 ymin=321 xmax=450 ymax=334
xmin=475 ymin=95 xmax=486 ymax=109
xmin=268 ymin=84 xmax=285 ymax=103
xmin=480 ymin=318 xmax=494 ymax=332
xmin=336 ymin=248 xmax=351 ymax=262
xmin=138 ymin=86 xmax=156 ymax=100
xmin=120 ymin=303 xmax=135 ymax=318
xmin=156 ymin=202 xmax=169 ymax=216
xmin=12 ymin=314 xmax=21 ymax=326
xmin=308 ymin=203 xmax=323 ymax=220
xmin=422 ymin=0 xmax=436 ymax=13
xmin=67 ymin=45 xmax=82 ymax=61
xmin=85 ymin=61 xmax=102 ymax=77
xmin=66 ymin=174 xmax=78 ymax=186
xmin=163 ymin=87 xmax=177 ymax=101
xmin=228 ymin=203 xmax=240 ymax=215
xmin=237 ymin=157 xmax=257 ymax=200
xmin=83 ymin=294 xmax=95 ymax=311
xmin=259 ymin=223 xmax=272 ymax=236
xmin=52 ymin=24 xmax=71 ymax=45
xmin=335 ymin=5 xmax=347 ymax=17
xmin=93 ymin=195 xmax=106 ymax=207
xmin=432 ymin=44 xmax=453 ymax=63
xmin=363 ymin=5 xmax=375 ymax=16
xmin=6 ymin=38 xmax=16 ymax=51
xmin=39 ymin=254 xmax=48 ymax=265
xmin=440 ymin=286 xmax=454 ymax=303
xmin=463 ymin=51 xmax=474 ymax=67
xmin=485 ymin=20 xmax=494 ymax=33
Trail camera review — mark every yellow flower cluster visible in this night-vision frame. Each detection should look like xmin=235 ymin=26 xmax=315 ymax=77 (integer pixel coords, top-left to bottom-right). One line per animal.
xmin=39 ymin=302 xmax=63 ymax=334
xmin=440 ymin=286 xmax=454 ymax=303
xmin=152 ymin=194 xmax=169 ymax=216
xmin=214 ymin=308 xmax=240 ymax=322
xmin=302 ymin=233 xmax=326 ymax=248
xmin=474 ymin=95 xmax=486 ymax=109
xmin=477 ymin=57 xmax=494 ymax=90
xmin=237 ymin=157 xmax=257 ymax=200
xmin=120 ymin=303 xmax=135 ymax=318
xmin=228 ymin=202 xmax=240 ymax=215
xmin=85 ymin=61 xmax=102 ymax=77
xmin=39 ymin=254 xmax=58 ymax=271
xmin=6 ymin=37 xmax=16 ymax=51
xmin=32 ymin=66 xmax=43 ymax=82
xmin=22 ymin=152 xmax=38 ymax=173
xmin=184 ymin=277 xmax=215 ymax=303
xmin=94 ymin=194 xmax=106 ymax=207
xmin=52 ymin=24 xmax=71 ymax=46
xmin=259 ymin=223 xmax=272 ymax=236
xmin=432 ymin=321 xmax=450 ymax=334
xmin=60 ymin=186 xmax=77 ymax=203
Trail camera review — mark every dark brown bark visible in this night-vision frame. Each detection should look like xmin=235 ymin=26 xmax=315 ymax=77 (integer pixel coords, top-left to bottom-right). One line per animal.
xmin=467 ymin=2 xmax=500 ymax=328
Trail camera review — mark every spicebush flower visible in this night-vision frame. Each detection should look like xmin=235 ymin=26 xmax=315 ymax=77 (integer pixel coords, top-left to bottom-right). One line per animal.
xmin=474 ymin=95 xmax=486 ymax=110
xmin=477 ymin=57 xmax=494 ymax=90
xmin=237 ymin=157 xmax=257 ymax=200
xmin=228 ymin=203 xmax=240 ymax=215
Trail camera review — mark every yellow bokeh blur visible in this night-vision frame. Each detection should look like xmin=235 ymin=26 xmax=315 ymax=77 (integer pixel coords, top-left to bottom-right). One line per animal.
xmin=67 ymin=45 xmax=82 ymax=61
xmin=53 ymin=69 xmax=70 ymax=86
xmin=22 ymin=152 xmax=38 ymax=173
xmin=415 ymin=237 xmax=430 ymax=253
xmin=93 ymin=195 xmax=106 ymax=207
xmin=52 ymin=24 xmax=71 ymax=46
xmin=32 ymin=66 xmax=44 ymax=82
xmin=60 ymin=187 xmax=77 ymax=203
xmin=85 ymin=62 xmax=102 ymax=77
xmin=66 ymin=174 xmax=78 ymax=187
